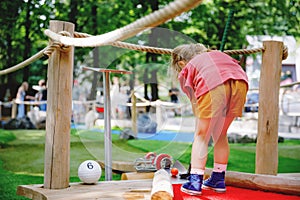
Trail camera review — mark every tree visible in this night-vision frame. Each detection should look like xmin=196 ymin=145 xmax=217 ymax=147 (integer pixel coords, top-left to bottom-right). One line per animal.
xmin=144 ymin=0 xmax=159 ymax=110
xmin=0 ymin=0 xmax=299 ymax=102
xmin=0 ymin=0 xmax=23 ymax=94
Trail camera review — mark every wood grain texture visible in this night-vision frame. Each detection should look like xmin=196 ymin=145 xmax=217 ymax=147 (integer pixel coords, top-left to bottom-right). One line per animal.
xmin=44 ymin=20 xmax=74 ymax=189
xmin=256 ymin=41 xmax=283 ymax=175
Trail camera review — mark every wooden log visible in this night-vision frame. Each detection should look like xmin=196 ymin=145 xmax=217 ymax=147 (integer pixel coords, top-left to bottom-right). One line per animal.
xmin=205 ymin=169 xmax=300 ymax=196
xmin=256 ymin=41 xmax=283 ymax=175
xmin=43 ymin=20 xmax=74 ymax=189
xmin=226 ymin=171 xmax=300 ymax=196
xmin=151 ymin=169 xmax=173 ymax=200
xmin=121 ymin=172 xmax=155 ymax=180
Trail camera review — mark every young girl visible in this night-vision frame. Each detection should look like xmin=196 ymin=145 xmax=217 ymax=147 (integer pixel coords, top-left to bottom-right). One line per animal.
xmin=170 ymin=44 xmax=248 ymax=195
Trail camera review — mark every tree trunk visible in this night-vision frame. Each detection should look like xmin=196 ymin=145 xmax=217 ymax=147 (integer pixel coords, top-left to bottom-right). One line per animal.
xmin=89 ymin=47 xmax=99 ymax=100
xmin=88 ymin=4 xmax=99 ymax=100
xmin=150 ymin=69 xmax=159 ymax=101
xmin=144 ymin=0 xmax=159 ymax=111
xmin=1 ymin=1 xmax=22 ymax=97
xmin=6 ymin=27 xmax=14 ymax=85
xmin=23 ymin=0 xmax=32 ymax=81
xmin=69 ymin=0 xmax=78 ymax=27
xmin=143 ymin=68 xmax=149 ymax=100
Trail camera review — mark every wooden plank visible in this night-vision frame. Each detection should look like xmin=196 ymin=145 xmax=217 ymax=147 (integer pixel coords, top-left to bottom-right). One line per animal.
xmin=278 ymin=173 xmax=300 ymax=179
xmin=256 ymin=41 xmax=283 ymax=175
xmin=121 ymin=172 xmax=155 ymax=180
xmin=17 ymin=180 xmax=153 ymax=200
xmin=44 ymin=20 xmax=74 ymax=189
xmin=17 ymin=172 xmax=300 ymax=199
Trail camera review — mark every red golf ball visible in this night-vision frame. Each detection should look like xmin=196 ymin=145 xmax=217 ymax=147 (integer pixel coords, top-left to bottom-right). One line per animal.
xmin=171 ymin=168 xmax=179 ymax=177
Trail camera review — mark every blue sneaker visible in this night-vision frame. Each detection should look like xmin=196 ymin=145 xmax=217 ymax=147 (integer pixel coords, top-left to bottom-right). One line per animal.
xmin=202 ymin=171 xmax=226 ymax=192
xmin=181 ymin=174 xmax=203 ymax=195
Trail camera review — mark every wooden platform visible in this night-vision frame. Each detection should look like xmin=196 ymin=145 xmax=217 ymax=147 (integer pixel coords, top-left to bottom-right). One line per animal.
xmin=17 ymin=180 xmax=153 ymax=200
xmin=17 ymin=171 xmax=300 ymax=199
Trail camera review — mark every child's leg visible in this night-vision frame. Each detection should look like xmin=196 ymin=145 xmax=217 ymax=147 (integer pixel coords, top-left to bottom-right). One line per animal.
xmin=191 ymin=117 xmax=216 ymax=170
xmin=212 ymin=116 xmax=235 ymax=164
xmin=181 ymin=117 xmax=216 ymax=195
xmin=202 ymin=116 xmax=235 ymax=192
xmin=202 ymin=80 xmax=247 ymax=192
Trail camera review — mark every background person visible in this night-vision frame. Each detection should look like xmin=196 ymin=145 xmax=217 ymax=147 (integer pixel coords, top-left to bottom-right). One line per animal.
xmin=169 ymin=87 xmax=179 ymax=103
xmin=34 ymin=79 xmax=47 ymax=111
xmin=169 ymin=87 xmax=180 ymax=116
xmin=16 ymin=81 xmax=34 ymax=118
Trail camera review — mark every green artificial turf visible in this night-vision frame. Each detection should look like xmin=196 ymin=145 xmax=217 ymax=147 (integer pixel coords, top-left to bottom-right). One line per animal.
xmin=0 ymin=128 xmax=299 ymax=199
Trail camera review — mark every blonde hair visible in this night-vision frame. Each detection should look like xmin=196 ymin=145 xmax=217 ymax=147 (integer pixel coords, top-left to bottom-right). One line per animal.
xmin=22 ymin=81 xmax=29 ymax=91
xmin=170 ymin=43 xmax=209 ymax=75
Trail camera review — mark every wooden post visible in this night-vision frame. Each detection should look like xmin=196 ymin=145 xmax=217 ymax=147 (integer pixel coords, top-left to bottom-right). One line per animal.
xmin=131 ymin=92 xmax=137 ymax=137
xmin=11 ymin=100 xmax=17 ymax=119
xmin=156 ymin=100 xmax=163 ymax=130
xmin=44 ymin=20 xmax=74 ymax=189
xmin=255 ymin=41 xmax=283 ymax=175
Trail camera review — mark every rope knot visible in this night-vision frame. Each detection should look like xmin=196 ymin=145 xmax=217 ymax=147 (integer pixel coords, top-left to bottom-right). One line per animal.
xmin=44 ymin=31 xmax=72 ymax=57
xmin=282 ymin=45 xmax=288 ymax=60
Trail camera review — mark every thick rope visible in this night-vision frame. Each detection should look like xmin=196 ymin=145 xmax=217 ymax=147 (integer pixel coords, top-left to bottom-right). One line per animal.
xmin=0 ymin=47 xmax=47 ymax=76
xmin=44 ymin=0 xmax=203 ymax=47
xmin=0 ymin=38 xmax=288 ymax=76
xmin=73 ymin=31 xmax=263 ymax=56
xmin=0 ymin=32 xmax=71 ymax=76
xmin=43 ymin=31 xmax=268 ymax=57
xmin=282 ymin=45 xmax=288 ymax=60
xmin=44 ymin=31 xmax=71 ymax=56
xmin=0 ymin=41 xmax=288 ymax=76
xmin=225 ymin=45 xmax=287 ymax=60
xmin=73 ymin=31 xmax=173 ymax=54
xmin=224 ymin=48 xmax=264 ymax=56
xmin=73 ymin=31 xmax=288 ymax=59
xmin=111 ymin=41 xmax=173 ymax=55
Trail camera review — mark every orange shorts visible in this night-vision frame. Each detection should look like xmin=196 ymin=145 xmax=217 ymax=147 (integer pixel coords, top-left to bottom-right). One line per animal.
xmin=193 ymin=80 xmax=248 ymax=118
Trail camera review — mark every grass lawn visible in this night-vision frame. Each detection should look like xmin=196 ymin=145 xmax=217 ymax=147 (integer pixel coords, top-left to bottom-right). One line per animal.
xmin=127 ymin=138 xmax=300 ymax=173
xmin=0 ymin=128 xmax=299 ymax=199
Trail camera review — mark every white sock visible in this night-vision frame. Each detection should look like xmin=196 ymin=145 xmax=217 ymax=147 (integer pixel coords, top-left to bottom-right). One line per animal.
xmin=213 ymin=163 xmax=227 ymax=172
xmin=190 ymin=168 xmax=205 ymax=175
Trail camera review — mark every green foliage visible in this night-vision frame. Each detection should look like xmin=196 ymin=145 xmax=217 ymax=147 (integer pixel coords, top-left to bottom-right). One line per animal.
xmin=0 ymin=130 xmax=16 ymax=148
xmin=0 ymin=0 xmax=299 ymax=99
xmin=0 ymin=159 xmax=42 ymax=200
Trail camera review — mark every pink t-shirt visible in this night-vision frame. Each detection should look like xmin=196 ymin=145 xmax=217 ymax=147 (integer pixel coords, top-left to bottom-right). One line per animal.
xmin=178 ymin=51 xmax=248 ymax=100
